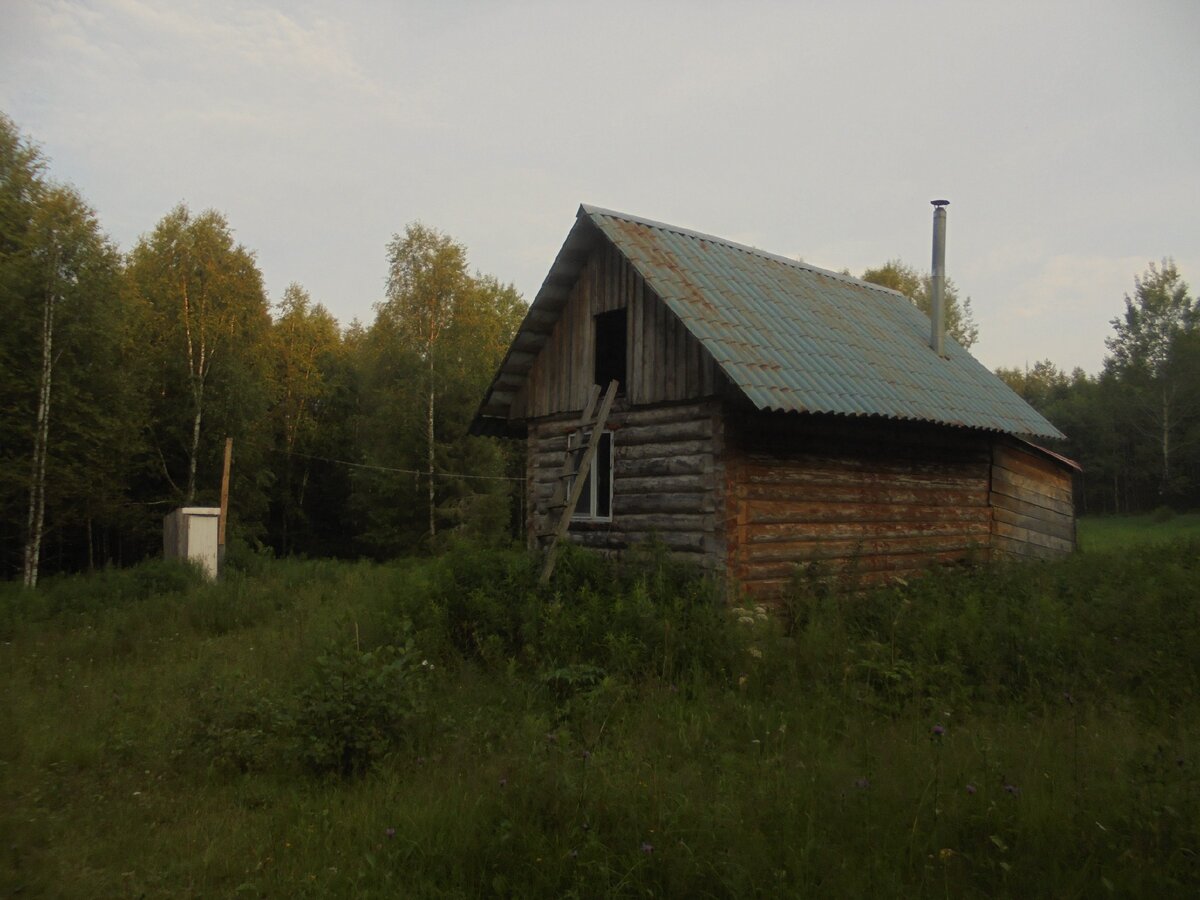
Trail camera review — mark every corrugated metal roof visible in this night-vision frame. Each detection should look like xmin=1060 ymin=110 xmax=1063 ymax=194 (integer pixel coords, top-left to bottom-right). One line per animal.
xmin=472 ymin=205 xmax=1065 ymax=440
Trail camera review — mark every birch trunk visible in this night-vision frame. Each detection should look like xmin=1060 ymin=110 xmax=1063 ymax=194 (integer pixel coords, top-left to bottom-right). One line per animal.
xmin=186 ymin=387 xmax=203 ymax=504
xmin=22 ymin=285 xmax=56 ymax=588
xmin=180 ymin=278 xmax=209 ymax=506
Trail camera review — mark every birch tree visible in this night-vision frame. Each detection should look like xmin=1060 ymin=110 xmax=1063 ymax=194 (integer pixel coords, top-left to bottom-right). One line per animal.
xmin=0 ymin=115 xmax=127 ymax=584
xmin=1104 ymin=260 xmax=1198 ymax=501
xmin=381 ymin=224 xmax=470 ymax=539
xmin=22 ymin=191 xmax=69 ymax=585
xmin=128 ymin=205 xmax=271 ymax=507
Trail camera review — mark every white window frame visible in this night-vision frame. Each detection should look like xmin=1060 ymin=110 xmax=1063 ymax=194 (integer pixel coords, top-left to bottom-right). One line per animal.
xmin=570 ymin=430 xmax=613 ymax=523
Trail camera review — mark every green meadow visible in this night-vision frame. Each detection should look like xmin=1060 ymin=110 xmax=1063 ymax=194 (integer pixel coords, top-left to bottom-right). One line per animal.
xmin=1 ymin=519 xmax=1197 ymax=898
xmin=1077 ymin=511 xmax=1200 ymax=553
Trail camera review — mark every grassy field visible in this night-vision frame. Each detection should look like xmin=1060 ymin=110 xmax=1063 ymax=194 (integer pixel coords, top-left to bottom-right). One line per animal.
xmin=1077 ymin=511 xmax=1200 ymax=553
xmin=1 ymin=521 xmax=1197 ymax=897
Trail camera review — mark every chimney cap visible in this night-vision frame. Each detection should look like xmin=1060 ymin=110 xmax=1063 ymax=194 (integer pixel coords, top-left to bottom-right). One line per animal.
xmin=931 ymin=199 xmax=950 ymax=208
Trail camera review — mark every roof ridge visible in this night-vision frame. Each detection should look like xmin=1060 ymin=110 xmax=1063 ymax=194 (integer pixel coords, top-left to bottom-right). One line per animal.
xmin=579 ymin=203 xmax=909 ymax=302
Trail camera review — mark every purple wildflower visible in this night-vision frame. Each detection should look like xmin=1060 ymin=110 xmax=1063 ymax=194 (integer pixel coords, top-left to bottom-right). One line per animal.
xmin=931 ymin=724 xmax=946 ymax=737
xmin=641 ymin=841 xmax=654 ymax=854
xmin=965 ymin=783 xmax=977 ymax=795
xmin=499 ymin=777 xmax=507 ymax=788
xmin=854 ymin=777 xmax=871 ymax=790
xmin=582 ymin=750 xmax=591 ymax=762
xmin=1004 ymin=783 xmax=1020 ymax=796
xmin=385 ymin=827 xmax=395 ymax=839
xmin=1063 ymin=691 xmax=1075 ymax=705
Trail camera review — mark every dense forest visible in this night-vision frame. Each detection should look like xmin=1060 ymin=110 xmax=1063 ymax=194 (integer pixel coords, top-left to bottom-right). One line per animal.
xmin=2 ymin=113 xmax=1197 ymax=583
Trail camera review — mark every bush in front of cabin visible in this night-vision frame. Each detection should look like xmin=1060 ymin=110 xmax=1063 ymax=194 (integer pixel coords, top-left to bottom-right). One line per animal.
xmin=424 ymin=541 xmax=738 ymax=684
xmin=294 ymin=633 xmax=430 ymax=778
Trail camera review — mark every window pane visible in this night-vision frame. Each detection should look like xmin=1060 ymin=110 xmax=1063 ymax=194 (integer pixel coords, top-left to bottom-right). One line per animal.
xmin=573 ymin=446 xmax=593 ymax=518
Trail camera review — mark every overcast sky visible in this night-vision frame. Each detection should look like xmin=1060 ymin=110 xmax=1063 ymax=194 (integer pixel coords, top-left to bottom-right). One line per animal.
xmin=3 ymin=0 xmax=1197 ymax=374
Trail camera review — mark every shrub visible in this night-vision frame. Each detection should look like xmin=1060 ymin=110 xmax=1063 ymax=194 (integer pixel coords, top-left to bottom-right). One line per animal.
xmin=294 ymin=634 xmax=429 ymax=777
xmin=187 ymin=681 xmax=293 ymax=776
xmin=426 ymin=541 xmax=738 ymax=684
xmin=1151 ymin=505 xmax=1176 ymax=523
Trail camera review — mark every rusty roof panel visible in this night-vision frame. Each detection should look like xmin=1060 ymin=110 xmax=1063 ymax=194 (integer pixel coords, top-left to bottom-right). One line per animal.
xmin=584 ymin=206 xmax=1063 ymax=439
xmin=471 ymin=205 xmax=1065 ymax=440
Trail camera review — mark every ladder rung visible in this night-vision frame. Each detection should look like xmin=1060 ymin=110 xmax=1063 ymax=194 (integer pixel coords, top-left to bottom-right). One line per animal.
xmin=539 ymin=379 xmax=619 ymax=585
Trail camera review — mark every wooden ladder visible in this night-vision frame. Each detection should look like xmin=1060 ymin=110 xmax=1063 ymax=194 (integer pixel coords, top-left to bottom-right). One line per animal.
xmin=538 ymin=379 xmax=620 ymax=584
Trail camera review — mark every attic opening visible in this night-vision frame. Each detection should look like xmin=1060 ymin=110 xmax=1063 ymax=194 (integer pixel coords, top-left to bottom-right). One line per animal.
xmin=593 ymin=308 xmax=627 ymax=394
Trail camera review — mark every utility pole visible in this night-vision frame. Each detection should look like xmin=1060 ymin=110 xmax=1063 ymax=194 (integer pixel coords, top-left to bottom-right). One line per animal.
xmin=218 ymin=437 xmax=232 ymax=577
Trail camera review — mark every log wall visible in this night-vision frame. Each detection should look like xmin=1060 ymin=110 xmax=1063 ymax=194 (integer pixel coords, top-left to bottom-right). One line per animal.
xmin=512 ymin=238 xmax=1077 ymax=592
xmin=527 ymin=400 xmax=725 ymax=568
xmin=725 ymin=414 xmax=994 ymax=598
xmin=988 ymin=442 xmax=1076 ymax=559
xmin=514 ymin=242 xmax=720 ymax=420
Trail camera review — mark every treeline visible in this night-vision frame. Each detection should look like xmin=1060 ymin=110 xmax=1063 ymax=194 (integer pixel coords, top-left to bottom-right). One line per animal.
xmin=0 ymin=114 xmax=525 ymax=584
xmin=996 ymin=260 xmax=1200 ymax=514
xmin=3 ymin=111 xmax=1196 ymax=583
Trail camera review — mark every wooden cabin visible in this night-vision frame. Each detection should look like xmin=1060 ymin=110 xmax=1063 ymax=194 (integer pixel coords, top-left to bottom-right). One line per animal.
xmin=471 ymin=206 xmax=1077 ymax=597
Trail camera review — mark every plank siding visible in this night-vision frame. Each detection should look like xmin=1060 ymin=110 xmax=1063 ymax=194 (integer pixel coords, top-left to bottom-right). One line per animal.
xmin=527 ymin=400 xmax=725 ymax=568
xmin=522 ymin=243 xmax=721 ymax=419
xmin=726 ymin=414 xmax=994 ymax=599
xmin=988 ymin=443 xmax=1076 ymax=560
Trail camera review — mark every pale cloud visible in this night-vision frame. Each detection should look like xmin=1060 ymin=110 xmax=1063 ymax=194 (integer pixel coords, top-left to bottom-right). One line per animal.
xmin=1013 ymin=254 xmax=1200 ymax=320
xmin=99 ymin=0 xmax=377 ymax=91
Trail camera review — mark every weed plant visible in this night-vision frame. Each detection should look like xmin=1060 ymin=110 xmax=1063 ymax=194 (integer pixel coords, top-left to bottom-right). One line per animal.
xmin=0 ymin=532 xmax=1197 ymax=896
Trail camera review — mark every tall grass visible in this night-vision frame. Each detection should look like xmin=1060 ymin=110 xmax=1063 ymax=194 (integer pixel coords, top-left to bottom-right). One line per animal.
xmin=1077 ymin=511 xmax=1200 ymax=552
xmin=1 ymin=535 xmax=1197 ymax=897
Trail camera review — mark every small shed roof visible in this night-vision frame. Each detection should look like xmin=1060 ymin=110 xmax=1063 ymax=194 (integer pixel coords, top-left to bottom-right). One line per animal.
xmin=472 ymin=205 xmax=1065 ymax=440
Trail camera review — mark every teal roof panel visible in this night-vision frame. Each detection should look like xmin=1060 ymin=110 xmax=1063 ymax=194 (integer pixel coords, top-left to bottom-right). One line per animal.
xmin=584 ymin=206 xmax=1063 ymax=439
xmin=471 ymin=205 xmax=1065 ymax=441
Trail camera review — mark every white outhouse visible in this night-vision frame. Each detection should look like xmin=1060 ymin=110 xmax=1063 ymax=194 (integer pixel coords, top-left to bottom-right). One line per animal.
xmin=163 ymin=507 xmax=222 ymax=579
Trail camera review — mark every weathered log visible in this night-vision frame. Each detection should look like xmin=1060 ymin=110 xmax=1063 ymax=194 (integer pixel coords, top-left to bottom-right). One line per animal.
xmin=990 ymin=467 xmax=1073 ymax=512
xmin=614 ymin=492 xmax=714 ymax=516
xmin=743 ymin=500 xmax=992 ymax=526
xmin=989 ymin=493 xmax=1075 ymax=542
xmin=744 ymin=519 xmax=989 ymax=542
xmin=991 ymin=519 xmax=1074 ymax=554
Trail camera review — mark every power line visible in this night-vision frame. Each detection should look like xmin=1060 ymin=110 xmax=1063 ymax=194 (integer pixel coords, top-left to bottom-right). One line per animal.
xmin=281 ymin=449 xmax=526 ymax=483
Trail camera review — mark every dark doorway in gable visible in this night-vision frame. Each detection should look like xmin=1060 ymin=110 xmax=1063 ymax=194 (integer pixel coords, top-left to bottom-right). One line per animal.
xmin=594 ymin=308 xmax=627 ymax=394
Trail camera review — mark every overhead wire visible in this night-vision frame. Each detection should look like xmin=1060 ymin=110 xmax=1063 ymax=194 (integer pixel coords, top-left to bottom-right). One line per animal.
xmin=280 ymin=448 xmax=526 ymax=483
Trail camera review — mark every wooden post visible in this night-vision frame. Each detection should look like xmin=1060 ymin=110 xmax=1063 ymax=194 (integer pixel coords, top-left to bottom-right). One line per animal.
xmin=218 ymin=437 xmax=232 ymax=576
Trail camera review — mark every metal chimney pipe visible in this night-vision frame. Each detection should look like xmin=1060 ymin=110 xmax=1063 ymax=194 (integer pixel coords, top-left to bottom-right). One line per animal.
xmin=930 ymin=200 xmax=949 ymax=357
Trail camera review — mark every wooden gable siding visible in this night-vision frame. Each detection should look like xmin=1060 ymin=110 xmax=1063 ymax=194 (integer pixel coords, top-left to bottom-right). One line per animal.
xmin=514 ymin=242 xmax=720 ymax=420
xmin=725 ymin=413 xmax=994 ymax=597
xmin=526 ymin=400 xmax=726 ymax=567
xmin=989 ymin=443 xmax=1076 ymax=559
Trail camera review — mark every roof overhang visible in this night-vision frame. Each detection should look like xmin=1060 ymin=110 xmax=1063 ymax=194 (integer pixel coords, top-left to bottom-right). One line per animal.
xmin=470 ymin=207 xmax=602 ymax=436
